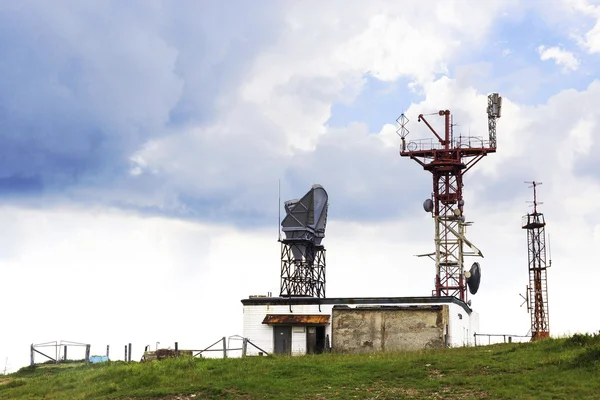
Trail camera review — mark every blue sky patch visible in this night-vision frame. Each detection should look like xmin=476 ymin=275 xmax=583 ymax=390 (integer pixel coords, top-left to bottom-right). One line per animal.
xmin=326 ymin=75 xmax=421 ymax=132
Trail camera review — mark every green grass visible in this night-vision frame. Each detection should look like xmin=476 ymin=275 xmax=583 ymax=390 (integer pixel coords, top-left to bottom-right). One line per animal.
xmin=1 ymin=333 xmax=599 ymax=400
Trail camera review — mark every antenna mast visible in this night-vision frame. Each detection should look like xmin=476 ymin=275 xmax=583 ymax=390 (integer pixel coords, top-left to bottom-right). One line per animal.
xmin=396 ymin=93 xmax=501 ymax=303
xmin=522 ymin=181 xmax=550 ymax=340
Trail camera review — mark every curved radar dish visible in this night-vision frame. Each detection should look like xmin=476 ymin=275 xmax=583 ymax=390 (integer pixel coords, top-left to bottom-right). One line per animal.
xmin=281 ymin=184 xmax=328 ymax=245
xmin=466 ymin=262 xmax=481 ymax=295
xmin=423 ymin=198 xmax=434 ymax=213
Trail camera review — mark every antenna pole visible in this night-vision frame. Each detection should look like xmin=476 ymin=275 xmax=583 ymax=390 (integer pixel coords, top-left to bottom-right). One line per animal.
xmin=278 ymin=180 xmax=281 ymax=242
xmin=532 ymin=181 xmax=538 ymax=213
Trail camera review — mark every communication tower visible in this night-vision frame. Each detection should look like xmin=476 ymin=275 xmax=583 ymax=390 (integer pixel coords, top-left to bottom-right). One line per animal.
xmin=396 ymin=94 xmax=502 ymax=302
xmin=521 ymin=181 xmax=550 ymax=340
xmin=279 ymin=184 xmax=328 ymax=298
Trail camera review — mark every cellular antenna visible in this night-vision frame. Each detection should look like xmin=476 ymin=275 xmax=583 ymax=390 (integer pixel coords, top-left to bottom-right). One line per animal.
xmin=522 ymin=181 xmax=551 ymax=340
xmin=397 ymin=93 xmax=502 ymax=303
xmin=548 ymin=233 xmax=552 ymax=268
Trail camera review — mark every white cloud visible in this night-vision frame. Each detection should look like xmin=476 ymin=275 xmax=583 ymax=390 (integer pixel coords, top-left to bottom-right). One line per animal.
xmin=238 ymin=0 xmax=520 ymax=151
xmin=537 ymin=45 xmax=580 ymax=72
xmin=129 ymin=0 xmax=523 ymax=219
xmin=560 ymin=0 xmax=600 ymax=53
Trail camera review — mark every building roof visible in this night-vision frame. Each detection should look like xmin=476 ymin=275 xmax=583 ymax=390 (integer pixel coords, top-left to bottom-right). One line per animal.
xmin=262 ymin=314 xmax=331 ymax=325
xmin=241 ymin=296 xmax=472 ymax=314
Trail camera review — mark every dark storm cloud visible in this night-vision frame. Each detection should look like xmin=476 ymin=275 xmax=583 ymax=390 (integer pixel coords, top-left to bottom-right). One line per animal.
xmin=0 ymin=1 xmax=284 ymax=199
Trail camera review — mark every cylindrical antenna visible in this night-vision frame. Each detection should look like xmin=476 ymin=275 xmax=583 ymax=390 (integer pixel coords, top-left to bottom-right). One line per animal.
xmin=547 ymin=233 xmax=552 ymax=267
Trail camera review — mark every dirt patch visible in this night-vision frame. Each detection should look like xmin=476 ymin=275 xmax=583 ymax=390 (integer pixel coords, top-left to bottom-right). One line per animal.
xmin=428 ymin=368 xmax=445 ymax=379
xmin=123 ymin=389 xmax=253 ymax=400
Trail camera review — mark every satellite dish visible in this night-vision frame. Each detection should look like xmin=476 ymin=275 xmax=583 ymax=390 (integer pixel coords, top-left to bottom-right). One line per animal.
xmin=466 ymin=262 xmax=481 ymax=295
xmin=423 ymin=199 xmax=433 ymax=213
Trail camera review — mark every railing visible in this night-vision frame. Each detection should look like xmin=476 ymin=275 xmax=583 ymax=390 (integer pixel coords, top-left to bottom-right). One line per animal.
xmin=522 ymin=213 xmax=545 ymax=228
xmin=404 ymin=136 xmax=491 ymax=152
xmin=473 ymin=333 xmax=531 ymax=346
xmin=30 ymin=340 xmax=91 ymax=366
xmin=193 ymin=336 xmax=269 ymax=358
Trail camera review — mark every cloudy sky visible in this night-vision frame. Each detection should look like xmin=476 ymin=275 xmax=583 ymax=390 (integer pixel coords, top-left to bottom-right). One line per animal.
xmin=2 ymin=0 xmax=600 ymax=372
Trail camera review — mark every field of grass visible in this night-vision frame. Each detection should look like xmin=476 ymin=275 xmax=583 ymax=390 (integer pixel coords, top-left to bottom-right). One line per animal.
xmin=1 ymin=333 xmax=599 ymax=400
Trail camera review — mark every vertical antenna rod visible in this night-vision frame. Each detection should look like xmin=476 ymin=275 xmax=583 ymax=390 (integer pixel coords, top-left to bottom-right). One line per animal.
xmin=278 ymin=180 xmax=281 ymax=242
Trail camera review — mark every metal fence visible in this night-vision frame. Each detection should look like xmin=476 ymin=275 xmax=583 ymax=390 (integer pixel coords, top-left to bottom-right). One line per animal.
xmin=193 ymin=335 xmax=269 ymax=358
xmin=30 ymin=340 xmax=91 ymax=366
xmin=473 ymin=333 xmax=531 ymax=346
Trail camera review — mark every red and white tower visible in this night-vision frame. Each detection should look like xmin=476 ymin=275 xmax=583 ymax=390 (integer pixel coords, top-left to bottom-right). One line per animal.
xmin=521 ymin=181 xmax=550 ymax=340
xmin=397 ymin=94 xmax=502 ymax=302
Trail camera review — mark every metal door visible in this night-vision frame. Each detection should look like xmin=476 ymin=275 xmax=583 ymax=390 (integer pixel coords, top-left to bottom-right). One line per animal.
xmin=306 ymin=327 xmax=317 ymax=354
xmin=274 ymin=326 xmax=292 ymax=355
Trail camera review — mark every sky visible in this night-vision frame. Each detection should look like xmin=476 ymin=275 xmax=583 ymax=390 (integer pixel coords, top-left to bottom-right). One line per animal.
xmin=2 ymin=0 xmax=600 ymax=372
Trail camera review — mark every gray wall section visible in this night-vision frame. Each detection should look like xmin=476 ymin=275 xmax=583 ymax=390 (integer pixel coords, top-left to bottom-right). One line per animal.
xmin=332 ymin=305 xmax=448 ymax=353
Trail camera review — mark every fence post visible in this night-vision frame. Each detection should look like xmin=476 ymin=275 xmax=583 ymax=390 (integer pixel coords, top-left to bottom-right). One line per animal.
xmin=85 ymin=345 xmax=91 ymax=363
xmin=30 ymin=344 xmax=34 ymax=366
xmin=106 ymin=345 xmax=110 ymax=359
xmin=242 ymin=338 xmax=248 ymax=358
xmin=128 ymin=343 xmax=132 ymax=362
xmin=175 ymin=342 xmax=178 ymax=356
xmin=124 ymin=345 xmax=128 ymax=362
xmin=222 ymin=337 xmax=227 ymax=358
xmin=64 ymin=346 xmax=68 ymax=361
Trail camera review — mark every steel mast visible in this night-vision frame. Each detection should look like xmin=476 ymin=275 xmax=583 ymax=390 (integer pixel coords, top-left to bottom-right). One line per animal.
xmin=521 ymin=181 xmax=550 ymax=340
xmin=397 ymin=94 xmax=502 ymax=302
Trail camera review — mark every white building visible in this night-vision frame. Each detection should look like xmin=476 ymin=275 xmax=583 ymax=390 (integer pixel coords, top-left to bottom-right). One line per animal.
xmin=242 ymin=296 xmax=478 ymax=356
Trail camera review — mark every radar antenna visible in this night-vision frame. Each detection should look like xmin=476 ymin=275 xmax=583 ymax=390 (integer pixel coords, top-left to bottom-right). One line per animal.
xmin=279 ymin=184 xmax=328 ymax=298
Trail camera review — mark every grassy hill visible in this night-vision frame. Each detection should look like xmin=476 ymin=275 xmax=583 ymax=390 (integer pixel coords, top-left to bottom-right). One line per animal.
xmin=1 ymin=333 xmax=599 ymax=400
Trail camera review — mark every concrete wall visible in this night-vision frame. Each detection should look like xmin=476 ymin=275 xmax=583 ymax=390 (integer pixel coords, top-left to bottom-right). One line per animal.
xmin=331 ymin=305 xmax=449 ymax=353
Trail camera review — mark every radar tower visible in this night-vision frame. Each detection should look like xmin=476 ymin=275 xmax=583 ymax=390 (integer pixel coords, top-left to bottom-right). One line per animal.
xmin=279 ymin=184 xmax=328 ymax=298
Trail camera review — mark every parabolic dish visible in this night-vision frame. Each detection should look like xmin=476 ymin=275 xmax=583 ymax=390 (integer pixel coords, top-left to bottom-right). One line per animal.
xmin=467 ymin=262 xmax=481 ymax=295
xmin=423 ymin=198 xmax=434 ymax=213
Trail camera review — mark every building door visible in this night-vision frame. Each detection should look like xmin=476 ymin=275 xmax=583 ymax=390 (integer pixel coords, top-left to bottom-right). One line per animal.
xmin=307 ymin=326 xmax=326 ymax=354
xmin=306 ymin=327 xmax=317 ymax=354
xmin=274 ymin=326 xmax=292 ymax=355
xmin=316 ymin=326 xmax=326 ymax=353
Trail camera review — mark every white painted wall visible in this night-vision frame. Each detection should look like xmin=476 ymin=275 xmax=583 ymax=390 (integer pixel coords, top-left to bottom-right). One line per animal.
xmin=242 ymin=303 xmax=334 ymax=356
xmin=243 ymin=300 xmax=479 ymax=355
xmin=447 ymin=303 xmax=479 ymax=347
